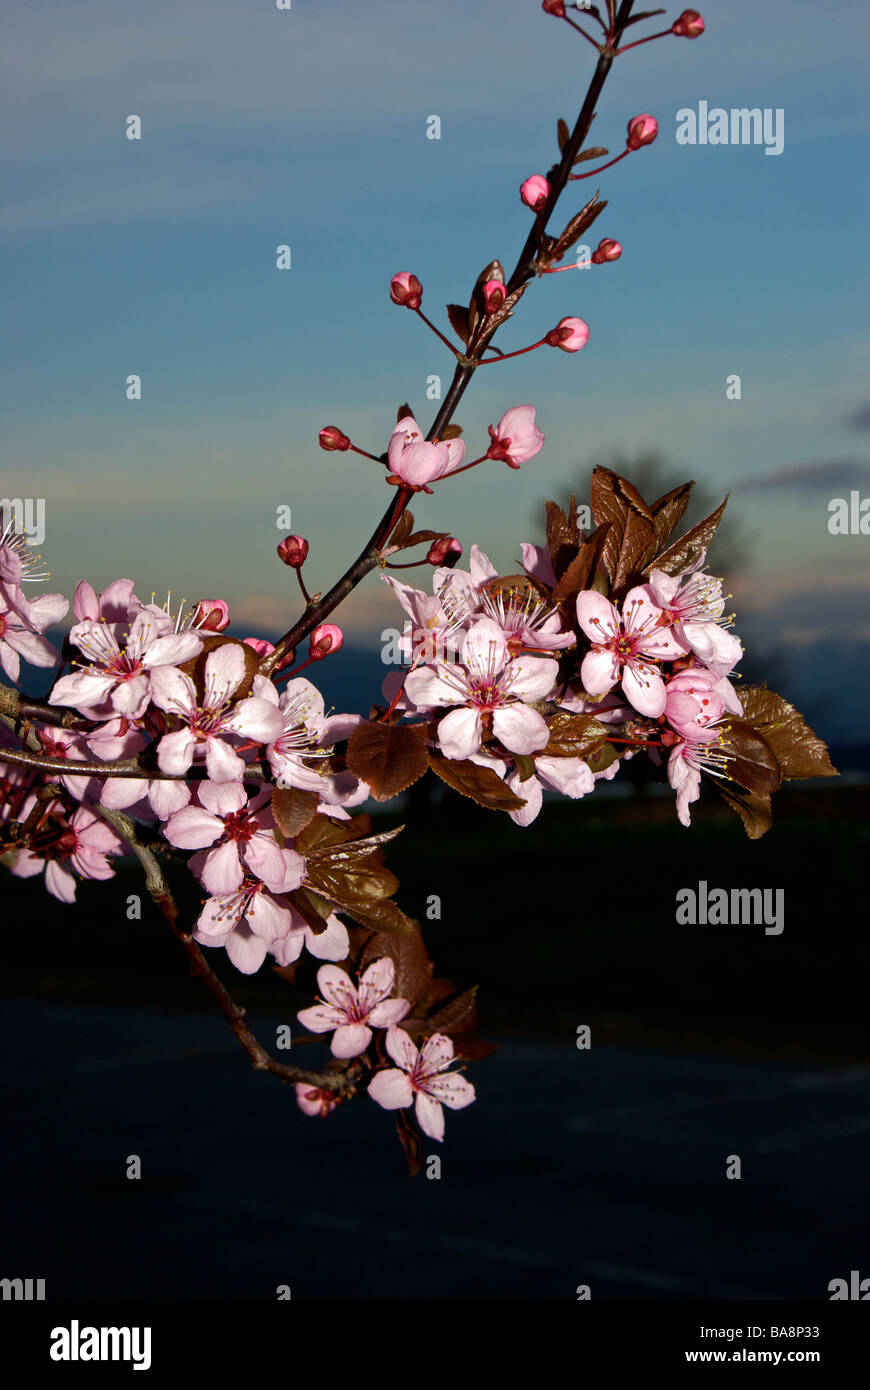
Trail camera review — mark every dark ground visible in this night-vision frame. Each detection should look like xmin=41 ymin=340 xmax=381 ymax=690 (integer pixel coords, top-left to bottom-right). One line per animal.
xmin=1 ymin=781 xmax=868 ymax=1300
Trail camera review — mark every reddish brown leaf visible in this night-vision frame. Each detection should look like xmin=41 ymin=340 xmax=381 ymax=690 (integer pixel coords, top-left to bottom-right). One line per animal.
xmin=446 ymin=304 xmax=470 ymax=345
xmin=361 ymin=923 xmax=433 ymax=1010
xmin=550 ymin=194 xmax=608 ymax=262
xmin=428 ymin=986 xmax=480 ymax=1035
xmin=346 ymin=721 xmax=429 ymax=802
xmin=572 ymin=146 xmax=609 ymax=164
xmin=650 ymin=482 xmax=694 ymax=549
xmin=721 ymin=719 xmax=783 ymax=795
xmin=396 ymin=403 xmax=414 ymax=423
xmin=545 ymin=499 xmax=580 ymax=578
xmin=388 ymin=509 xmax=415 ymax=549
xmin=716 ymin=784 xmax=773 ymax=840
xmin=271 ymin=785 xmax=319 ymax=840
xmin=736 ymin=687 xmax=838 ymax=781
xmin=557 ymin=117 xmax=571 ymax=151
xmin=441 ymin=424 xmax=463 ymax=440
xmin=395 ymin=1110 xmax=423 ymax=1177
xmin=544 ymin=711 xmax=610 ymax=758
xmin=427 ymin=751 xmax=526 ymax=811
xmin=589 ymin=467 xmax=656 ymax=594
xmin=644 ymin=496 xmax=728 ymax=576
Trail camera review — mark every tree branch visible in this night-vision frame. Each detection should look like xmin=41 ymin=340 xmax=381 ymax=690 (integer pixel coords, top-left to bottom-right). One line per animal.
xmin=93 ymin=802 xmax=353 ymax=1095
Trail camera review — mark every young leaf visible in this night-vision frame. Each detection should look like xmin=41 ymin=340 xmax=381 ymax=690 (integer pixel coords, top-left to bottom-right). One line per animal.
xmin=545 ymin=499 xmax=581 ymax=577
xmin=446 ymin=304 xmax=470 ymax=345
xmin=649 ymin=482 xmax=694 ymax=549
xmin=716 ymin=784 xmax=773 ymax=840
xmin=396 ymin=403 xmax=414 ymax=423
xmin=557 ymin=117 xmax=571 ymax=152
xmin=271 ymin=785 xmax=319 ymax=840
xmin=644 ymin=496 xmax=728 ymax=577
xmin=428 ymin=751 xmax=526 ymax=811
xmin=573 ymin=146 xmax=609 ymax=164
xmin=721 ymin=719 xmax=782 ymax=795
xmin=544 ymin=711 xmax=610 ymax=758
xmin=395 ymin=1109 xmax=424 ymax=1177
xmin=736 ymin=687 xmax=838 ymax=781
xmin=585 ymin=741 xmax=621 ymax=775
xmin=346 ymin=721 xmax=429 ymax=801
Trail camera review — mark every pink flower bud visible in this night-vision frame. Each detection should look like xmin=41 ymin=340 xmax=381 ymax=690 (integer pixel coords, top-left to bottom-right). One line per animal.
xmin=277 ymin=535 xmax=309 ymax=568
xmin=319 ymin=425 xmax=350 ymax=452
xmin=296 ymin=1085 xmax=338 ymax=1118
xmin=672 ymin=9 xmax=705 ymax=38
xmin=427 ymin=536 xmax=463 ymax=567
xmin=309 ymin=623 xmax=343 ymax=660
xmin=389 ymin=272 xmax=423 ymax=309
xmin=482 ymin=279 xmax=506 ymax=314
xmin=591 ymin=238 xmax=622 ymax=264
xmin=546 ymin=316 xmax=590 ymax=352
xmin=243 ymin=637 xmax=275 ymax=658
xmin=487 ymin=404 xmax=545 ymax=468
xmin=626 ymin=114 xmax=659 ymax=151
xmin=520 ymin=175 xmax=550 ymax=214
xmin=193 ymin=600 xmax=230 ymax=632
xmin=542 ymin=0 xmax=566 ymax=15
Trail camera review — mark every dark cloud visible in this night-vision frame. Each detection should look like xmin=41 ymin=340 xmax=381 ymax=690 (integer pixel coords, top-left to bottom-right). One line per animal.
xmin=735 ymin=460 xmax=870 ymax=493
xmin=847 ymin=403 xmax=870 ymax=433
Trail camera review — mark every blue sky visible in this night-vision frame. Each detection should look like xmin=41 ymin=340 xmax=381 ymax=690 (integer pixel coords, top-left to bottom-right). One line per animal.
xmin=2 ymin=0 xmax=868 ymax=716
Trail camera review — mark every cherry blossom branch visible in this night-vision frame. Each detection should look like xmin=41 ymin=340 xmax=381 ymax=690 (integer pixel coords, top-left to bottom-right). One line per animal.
xmin=92 ymin=802 xmax=352 ymax=1095
xmin=259 ymin=0 xmax=637 ymax=678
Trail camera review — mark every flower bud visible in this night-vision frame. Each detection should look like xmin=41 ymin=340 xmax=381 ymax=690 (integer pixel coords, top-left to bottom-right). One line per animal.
xmin=542 ymin=0 xmax=566 ymax=15
xmin=193 ymin=599 xmax=230 ymax=632
xmin=520 ymin=175 xmax=550 ymax=214
xmin=319 ymin=425 xmax=350 ymax=452
xmin=243 ymin=637 xmax=275 ymax=658
xmin=389 ymin=272 xmax=423 ymax=309
xmin=309 ymin=623 xmax=343 ymax=660
xmin=672 ymin=9 xmax=705 ymax=38
xmin=626 ymin=114 xmax=658 ymax=151
xmin=277 ymin=535 xmax=309 ymax=568
xmin=427 ymin=536 xmax=463 ymax=567
xmin=546 ymin=316 xmax=590 ymax=352
xmin=482 ymin=279 xmax=506 ymax=314
xmin=591 ymin=238 xmax=622 ymax=264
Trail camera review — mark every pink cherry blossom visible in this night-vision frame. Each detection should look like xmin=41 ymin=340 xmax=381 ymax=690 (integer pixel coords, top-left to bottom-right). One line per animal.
xmin=9 ymin=801 xmax=124 ymax=902
xmin=72 ymin=578 xmax=138 ymax=623
xmin=405 ymin=617 xmax=558 ymax=760
xmin=309 ymin=623 xmax=343 ymax=659
xmin=165 ymin=782 xmax=304 ymax=896
xmin=50 ymin=610 xmax=202 ymax=720
xmin=297 ymin=958 xmax=410 ymax=1058
xmin=667 ymin=734 xmax=729 ymax=828
xmin=664 ymin=665 xmax=742 ymax=742
xmin=576 ymin=587 xmax=683 ymax=717
xmin=520 ymin=542 xmax=557 ymax=590
xmin=367 ymin=1028 xmax=475 ymax=1142
xmin=486 ymin=405 xmax=545 ymax=469
xmin=382 ymin=574 xmax=465 ymax=664
xmin=149 ymin=643 xmax=284 ymax=782
xmin=645 ymin=561 xmax=743 ymax=676
xmin=478 ymin=579 xmax=575 ymax=655
xmin=193 ymin=872 xmax=299 ymax=974
xmin=0 ymin=589 xmax=66 ymax=683
xmin=386 ymin=415 xmax=466 ymax=490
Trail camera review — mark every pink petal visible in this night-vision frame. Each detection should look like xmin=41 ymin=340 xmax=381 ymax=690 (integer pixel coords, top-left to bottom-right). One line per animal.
xmin=163 ymin=805 xmax=224 ymax=849
xmin=437 ymin=707 xmax=482 ymax=760
xmin=331 ymin=1023 xmax=373 ymax=1059
xmin=367 ymin=1068 xmax=414 ymax=1111
xmin=576 ymin=590 xmax=619 ymax=643
xmin=414 ymin=1092 xmax=445 ymax=1141
xmin=199 ymin=839 xmax=243 ymax=894
xmin=369 ymin=998 xmax=411 ymax=1028
xmin=580 ymin=648 xmax=619 ymax=697
xmin=224 ymin=925 xmax=268 ymax=974
xmin=157 ymin=729 xmax=197 ymax=775
xmin=621 ymin=662 xmax=667 ymax=717
xmin=426 ymin=1073 xmax=476 ymax=1110
xmin=296 ymin=1004 xmax=345 ymax=1034
xmin=491 ymin=703 xmax=548 ymax=754
xmin=384 ymin=1025 xmax=419 ymax=1071
xmin=204 ymin=643 xmax=245 ymax=703
xmin=204 ymin=735 xmax=245 ymax=783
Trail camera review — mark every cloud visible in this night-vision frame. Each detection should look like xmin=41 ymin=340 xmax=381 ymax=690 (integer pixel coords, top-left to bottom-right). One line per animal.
xmin=734 ymin=460 xmax=870 ymax=493
xmin=847 ymin=403 xmax=870 ymax=433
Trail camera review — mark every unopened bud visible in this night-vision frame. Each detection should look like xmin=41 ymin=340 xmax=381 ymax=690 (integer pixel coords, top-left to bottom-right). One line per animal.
xmin=546 ymin=316 xmax=590 ymax=352
xmin=626 ymin=114 xmax=658 ymax=151
xmin=482 ymin=279 xmax=506 ymax=314
xmin=542 ymin=0 xmax=566 ymax=15
xmin=390 ymin=272 xmax=423 ymax=309
xmin=591 ymin=238 xmax=622 ymax=264
xmin=193 ymin=600 xmax=230 ymax=632
xmin=244 ymin=637 xmax=275 ymax=658
xmin=277 ymin=535 xmax=310 ymax=568
xmin=319 ymin=426 xmax=351 ymax=452
xmin=309 ymin=623 xmax=343 ymax=660
xmin=427 ymin=536 xmax=463 ymax=567
xmin=520 ymin=175 xmax=550 ymax=214
xmin=672 ymin=9 xmax=705 ymax=38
